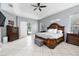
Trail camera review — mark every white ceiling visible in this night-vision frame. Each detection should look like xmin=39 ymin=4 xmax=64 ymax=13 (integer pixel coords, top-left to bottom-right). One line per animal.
xmin=1 ymin=3 xmax=78 ymax=20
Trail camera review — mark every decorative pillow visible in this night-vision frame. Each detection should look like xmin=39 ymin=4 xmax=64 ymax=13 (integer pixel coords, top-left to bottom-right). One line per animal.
xmin=47 ymin=29 xmax=53 ymax=32
xmin=48 ymin=29 xmax=57 ymax=33
xmin=57 ymin=30 xmax=63 ymax=33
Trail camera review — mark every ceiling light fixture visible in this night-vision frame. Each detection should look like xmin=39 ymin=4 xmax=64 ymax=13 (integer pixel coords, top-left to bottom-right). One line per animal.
xmin=31 ymin=3 xmax=46 ymax=12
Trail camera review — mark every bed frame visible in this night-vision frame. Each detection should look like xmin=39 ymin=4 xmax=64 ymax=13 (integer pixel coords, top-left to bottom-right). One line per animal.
xmin=35 ymin=23 xmax=64 ymax=49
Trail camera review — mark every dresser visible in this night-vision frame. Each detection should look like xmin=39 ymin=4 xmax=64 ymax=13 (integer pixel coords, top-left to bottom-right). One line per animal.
xmin=66 ymin=33 xmax=79 ymax=46
xmin=7 ymin=25 xmax=19 ymax=42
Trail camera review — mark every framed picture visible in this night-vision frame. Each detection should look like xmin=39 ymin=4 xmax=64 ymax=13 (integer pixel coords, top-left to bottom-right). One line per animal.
xmin=8 ymin=20 xmax=14 ymax=26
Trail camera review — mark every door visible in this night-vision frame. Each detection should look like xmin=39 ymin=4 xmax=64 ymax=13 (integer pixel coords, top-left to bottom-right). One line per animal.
xmin=19 ymin=21 xmax=27 ymax=38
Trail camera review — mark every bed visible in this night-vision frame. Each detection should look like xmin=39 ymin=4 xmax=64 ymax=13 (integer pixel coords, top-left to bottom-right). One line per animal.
xmin=35 ymin=23 xmax=64 ymax=49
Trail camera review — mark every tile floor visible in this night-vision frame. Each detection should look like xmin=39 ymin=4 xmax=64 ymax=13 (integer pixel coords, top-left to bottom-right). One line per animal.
xmin=0 ymin=35 xmax=79 ymax=56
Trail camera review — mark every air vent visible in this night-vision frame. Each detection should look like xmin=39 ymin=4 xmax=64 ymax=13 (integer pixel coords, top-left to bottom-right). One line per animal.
xmin=8 ymin=4 xmax=13 ymax=7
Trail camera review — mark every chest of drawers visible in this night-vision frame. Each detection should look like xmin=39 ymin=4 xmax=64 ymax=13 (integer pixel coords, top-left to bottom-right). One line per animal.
xmin=66 ymin=33 xmax=79 ymax=46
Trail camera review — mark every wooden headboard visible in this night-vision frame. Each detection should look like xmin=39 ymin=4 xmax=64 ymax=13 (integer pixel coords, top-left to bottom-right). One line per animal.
xmin=47 ymin=23 xmax=64 ymax=32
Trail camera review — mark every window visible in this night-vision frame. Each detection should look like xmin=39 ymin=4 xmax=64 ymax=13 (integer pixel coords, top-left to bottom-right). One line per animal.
xmin=71 ymin=15 xmax=79 ymax=34
xmin=27 ymin=23 xmax=32 ymax=35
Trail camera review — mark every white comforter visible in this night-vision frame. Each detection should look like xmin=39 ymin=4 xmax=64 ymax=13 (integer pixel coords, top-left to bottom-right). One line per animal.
xmin=36 ymin=32 xmax=63 ymax=39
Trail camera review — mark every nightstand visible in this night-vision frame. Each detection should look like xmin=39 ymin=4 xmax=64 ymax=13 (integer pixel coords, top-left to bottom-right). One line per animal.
xmin=66 ymin=33 xmax=79 ymax=46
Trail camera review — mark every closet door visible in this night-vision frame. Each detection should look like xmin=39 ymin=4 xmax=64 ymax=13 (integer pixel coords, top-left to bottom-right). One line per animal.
xmin=19 ymin=21 xmax=27 ymax=38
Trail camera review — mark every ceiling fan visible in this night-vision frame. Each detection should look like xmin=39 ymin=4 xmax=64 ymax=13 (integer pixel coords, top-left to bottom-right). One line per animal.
xmin=31 ymin=3 xmax=46 ymax=11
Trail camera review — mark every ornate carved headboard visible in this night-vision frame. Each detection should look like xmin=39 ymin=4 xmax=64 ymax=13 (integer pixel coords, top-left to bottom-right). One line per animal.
xmin=47 ymin=23 xmax=64 ymax=32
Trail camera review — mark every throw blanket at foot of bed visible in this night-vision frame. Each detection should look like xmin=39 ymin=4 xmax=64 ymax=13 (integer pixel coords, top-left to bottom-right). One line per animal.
xmin=34 ymin=38 xmax=44 ymax=47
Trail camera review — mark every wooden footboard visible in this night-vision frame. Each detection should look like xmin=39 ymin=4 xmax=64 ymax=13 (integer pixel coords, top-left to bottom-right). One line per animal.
xmin=44 ymin=37 xmax=64 ymax=49
xmin=35 ymin=35 xmax=64 ymax=49
xmin=44 ymin=39 xmax=57 ymax=49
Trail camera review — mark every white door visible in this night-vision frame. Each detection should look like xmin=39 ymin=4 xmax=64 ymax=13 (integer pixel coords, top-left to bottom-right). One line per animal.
xmin=19 ymin=21 xmax=27 ymax=38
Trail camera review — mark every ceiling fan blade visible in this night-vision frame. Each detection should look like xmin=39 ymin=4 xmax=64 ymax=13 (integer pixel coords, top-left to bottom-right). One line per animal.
xmin=34 ymin=8 xmax=37 ymax=11
xmin=40 ymin=6 xmax=46 ymax=8
xmin=31 ymin=5 xmax=37 ymax=7
xmin=37 ymin=3 xmax=40 ymax=6
xmin=39 ymin=8 xmax=41 ymax=11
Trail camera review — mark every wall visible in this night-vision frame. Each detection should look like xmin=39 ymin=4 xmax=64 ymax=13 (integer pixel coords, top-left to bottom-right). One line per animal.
xmin=0 ymin=4 xmax=1 ymax=43
xmin=39 ymin=5 xmax=79 ymax=40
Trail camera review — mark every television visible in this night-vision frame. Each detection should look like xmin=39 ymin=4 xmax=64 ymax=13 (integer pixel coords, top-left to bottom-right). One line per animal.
xmin=0 ymin=11 xmax=6 ymax=27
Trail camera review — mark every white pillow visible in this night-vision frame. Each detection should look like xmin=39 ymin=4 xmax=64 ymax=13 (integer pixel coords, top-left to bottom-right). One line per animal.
xmin=47 ymin=29 xmax=53 ymax=32
xmin=57 ymin=30 xmax=63 ymax=33
xmin=48 ymin=29 xmax=57 ymax=33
